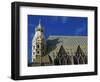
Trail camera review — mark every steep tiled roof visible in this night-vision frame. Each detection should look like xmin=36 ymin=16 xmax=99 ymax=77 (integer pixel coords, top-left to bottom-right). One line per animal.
xmin=47 ymin=36 xmax=87 ymax=63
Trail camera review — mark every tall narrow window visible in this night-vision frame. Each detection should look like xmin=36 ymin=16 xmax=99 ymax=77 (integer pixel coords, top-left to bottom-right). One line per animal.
xmin=33 ymin=46 xmax=35 ymax=49
xmin=37 ymin=44 xmax=39 ymax=48
xmin=33 ymin=52 xmax=35 ymax=55
xmin=37 ymin=51 xmax=39 ymax=54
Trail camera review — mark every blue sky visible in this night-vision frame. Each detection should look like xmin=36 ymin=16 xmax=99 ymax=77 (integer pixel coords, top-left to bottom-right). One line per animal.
xmin=28 ymin=15 xmax=87 ymax=64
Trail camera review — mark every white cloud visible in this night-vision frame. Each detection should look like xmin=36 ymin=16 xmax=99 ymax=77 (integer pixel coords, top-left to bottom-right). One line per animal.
xmin=74 ymin=27 xmax=86 ymax=35
xmin=61 ymin=17 xmax=69 ymax=23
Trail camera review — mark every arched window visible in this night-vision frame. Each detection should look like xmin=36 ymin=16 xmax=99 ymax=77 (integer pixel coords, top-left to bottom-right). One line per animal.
xmin=54 ymin=58 xmax=60 ymax=65
xmin=37 ymin=44 xmax=39 ymax=48
xmin=37 ymin=51 xmax=39 ymax=54
xmin=67 ymin=56 xmax=72 ymax=65
xmin=33 ymin=46 xmax=35 ymax=49
xmin=73 ymin=56 xmax=78 ymax=64
xmin=33 ymin=52 xmax=35 ymax=55
xmin=84 ymin=56 xmax=88 ymax=64
xmin=79 ymin=56 xmax=84 ymax=64
xmin=61 ymin=57 xmax=65 ymax=65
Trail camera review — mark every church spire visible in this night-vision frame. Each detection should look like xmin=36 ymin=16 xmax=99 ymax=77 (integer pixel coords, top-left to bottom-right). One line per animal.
xmin=38 ymin=19 xmax=41 ymax=27
xmin=35 ymin=19 xmax=43 ymax=32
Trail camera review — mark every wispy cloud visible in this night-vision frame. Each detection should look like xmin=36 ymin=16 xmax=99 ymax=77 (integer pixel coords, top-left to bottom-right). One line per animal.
xmin=61 ymin=17 xmax=69 ymax=23
xmin=49 ymin=16 xmax=69 ymax=24
xmin=74 ymin=26 xmax=87 ymax=35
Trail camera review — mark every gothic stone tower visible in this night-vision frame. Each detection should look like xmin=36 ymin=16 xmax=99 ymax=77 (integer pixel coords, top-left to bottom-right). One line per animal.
xmin=32 ymin=20 xmax=46 ymax=63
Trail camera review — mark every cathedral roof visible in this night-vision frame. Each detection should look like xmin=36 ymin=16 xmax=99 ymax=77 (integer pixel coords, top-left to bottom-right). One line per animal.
xmin=58 ymin=45 xmax=67 ymax=55
xmin=47 ymin=36 xmax=87 ymax=62
xmin=47 ymin=36 xmax=87 ymax=47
